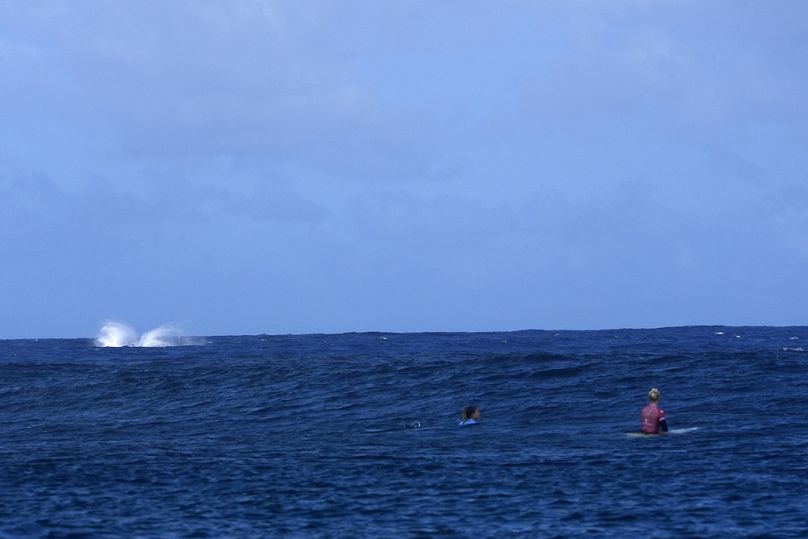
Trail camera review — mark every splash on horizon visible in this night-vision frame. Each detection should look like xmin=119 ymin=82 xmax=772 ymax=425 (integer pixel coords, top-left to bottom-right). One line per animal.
xmin=95 ymin=321 xmax=200 ymax=347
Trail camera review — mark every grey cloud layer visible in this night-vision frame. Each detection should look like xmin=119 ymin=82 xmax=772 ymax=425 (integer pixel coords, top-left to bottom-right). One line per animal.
xmin=1 ymin=1 xmax=807 ymax=336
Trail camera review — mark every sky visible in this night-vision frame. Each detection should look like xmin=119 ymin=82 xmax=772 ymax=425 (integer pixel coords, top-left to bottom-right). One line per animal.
xmin=1 ymin=1 xmax=807 ymax=338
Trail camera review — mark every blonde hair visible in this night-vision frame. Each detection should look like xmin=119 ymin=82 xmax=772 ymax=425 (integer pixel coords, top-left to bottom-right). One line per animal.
xmin=648 ymin=388 xmax=661 ymax=403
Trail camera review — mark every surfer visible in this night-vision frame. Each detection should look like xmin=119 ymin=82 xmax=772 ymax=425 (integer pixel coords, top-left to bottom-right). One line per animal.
xmin=458 ymin=404 xmax=480 ymax=426
xmin=640 ymin=388 xmax=668 ymax=434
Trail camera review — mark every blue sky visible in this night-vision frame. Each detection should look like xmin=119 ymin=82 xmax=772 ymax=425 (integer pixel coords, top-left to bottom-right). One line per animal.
xmin=2 ymin=1 xmax=807 ymax=338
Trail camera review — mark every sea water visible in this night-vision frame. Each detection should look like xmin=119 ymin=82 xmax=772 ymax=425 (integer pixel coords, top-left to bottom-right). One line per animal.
xmin=1 ymin=327 xmax=806 ymax=537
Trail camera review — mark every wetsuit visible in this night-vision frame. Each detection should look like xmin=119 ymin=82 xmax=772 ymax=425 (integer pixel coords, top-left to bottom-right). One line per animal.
xmin=640 ymin=403 xmax=668 ymax=434
xmin=458 ymin=418 xmax=477 ymax=426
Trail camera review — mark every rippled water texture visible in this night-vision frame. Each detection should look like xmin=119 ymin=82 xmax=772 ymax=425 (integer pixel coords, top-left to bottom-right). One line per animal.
xmin=1 ymin=327 xmax=807 ymax=537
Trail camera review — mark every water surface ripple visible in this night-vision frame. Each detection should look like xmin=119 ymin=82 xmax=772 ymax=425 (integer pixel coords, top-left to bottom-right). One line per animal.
xmin=1 ymin=327 xmax=807 ymax=537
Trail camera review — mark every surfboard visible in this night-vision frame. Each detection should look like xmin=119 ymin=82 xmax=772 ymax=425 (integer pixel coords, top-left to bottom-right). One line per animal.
xmin=670 ymin=427 xmax=699 ymax=434
xmin=626 ymin=427 xmax=699 ymax=438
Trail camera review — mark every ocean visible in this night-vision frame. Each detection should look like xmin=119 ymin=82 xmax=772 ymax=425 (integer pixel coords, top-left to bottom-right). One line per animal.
xmin=1 ymin=326 xmax=806 ymax=537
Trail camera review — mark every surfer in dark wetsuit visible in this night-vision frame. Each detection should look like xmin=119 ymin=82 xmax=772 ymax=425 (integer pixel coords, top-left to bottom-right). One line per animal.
xmin=640 ymin=387 xmax=668 ymax=434
xmin=458 ymin=404 xmax=480 ymax=426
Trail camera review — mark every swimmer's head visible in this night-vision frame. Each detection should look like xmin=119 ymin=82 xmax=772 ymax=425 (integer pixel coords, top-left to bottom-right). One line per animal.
xmin=462 ymin=405 xmax=480 ymax=421
xmin=648 ymin=388 xmax=661 ymax=403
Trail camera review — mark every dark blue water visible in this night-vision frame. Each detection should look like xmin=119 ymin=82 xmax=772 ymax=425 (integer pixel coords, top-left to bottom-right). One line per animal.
xmin=2 ymin=327 xmax=807 ymax=537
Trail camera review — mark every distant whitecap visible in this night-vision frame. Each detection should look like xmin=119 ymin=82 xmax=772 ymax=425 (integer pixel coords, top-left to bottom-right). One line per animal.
xmin=95 ymin=321 xmax=138 ymax=347
xmin=138 ymin=325 xmax=182 ymax=347
xmin=95 ymin=320 xmax=200 ymax=348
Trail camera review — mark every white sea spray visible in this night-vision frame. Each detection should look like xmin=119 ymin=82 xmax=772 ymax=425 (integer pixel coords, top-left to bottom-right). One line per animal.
xmin=95 ymin=321 xmax=199 ymax=347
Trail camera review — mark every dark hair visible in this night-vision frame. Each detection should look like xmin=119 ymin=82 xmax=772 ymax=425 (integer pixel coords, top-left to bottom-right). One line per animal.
xmin=462 ymin=405 xmax=479 ymax=420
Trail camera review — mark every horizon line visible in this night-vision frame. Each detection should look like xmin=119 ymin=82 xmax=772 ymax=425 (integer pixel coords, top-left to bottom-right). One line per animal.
xmin=3 ymin=323 xmax=806 ymax=341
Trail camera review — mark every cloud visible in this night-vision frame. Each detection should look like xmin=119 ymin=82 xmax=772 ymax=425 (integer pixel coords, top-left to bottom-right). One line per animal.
xmin=2 ymin=1 xmax=808 ymax=335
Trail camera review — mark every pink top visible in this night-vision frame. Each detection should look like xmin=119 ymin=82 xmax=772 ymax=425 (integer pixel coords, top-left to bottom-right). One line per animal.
xmin=640 ymin=403 xmax=666 ymax=434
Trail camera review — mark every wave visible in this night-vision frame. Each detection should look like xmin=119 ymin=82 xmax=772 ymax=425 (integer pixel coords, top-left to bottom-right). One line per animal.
xmin=95 ymin=321 xmax=200 ymax=348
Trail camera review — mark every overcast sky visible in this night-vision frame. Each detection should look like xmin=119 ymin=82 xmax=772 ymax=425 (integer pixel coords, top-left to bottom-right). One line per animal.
xmin=2 ymin=1 xmax=807 ymax=338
